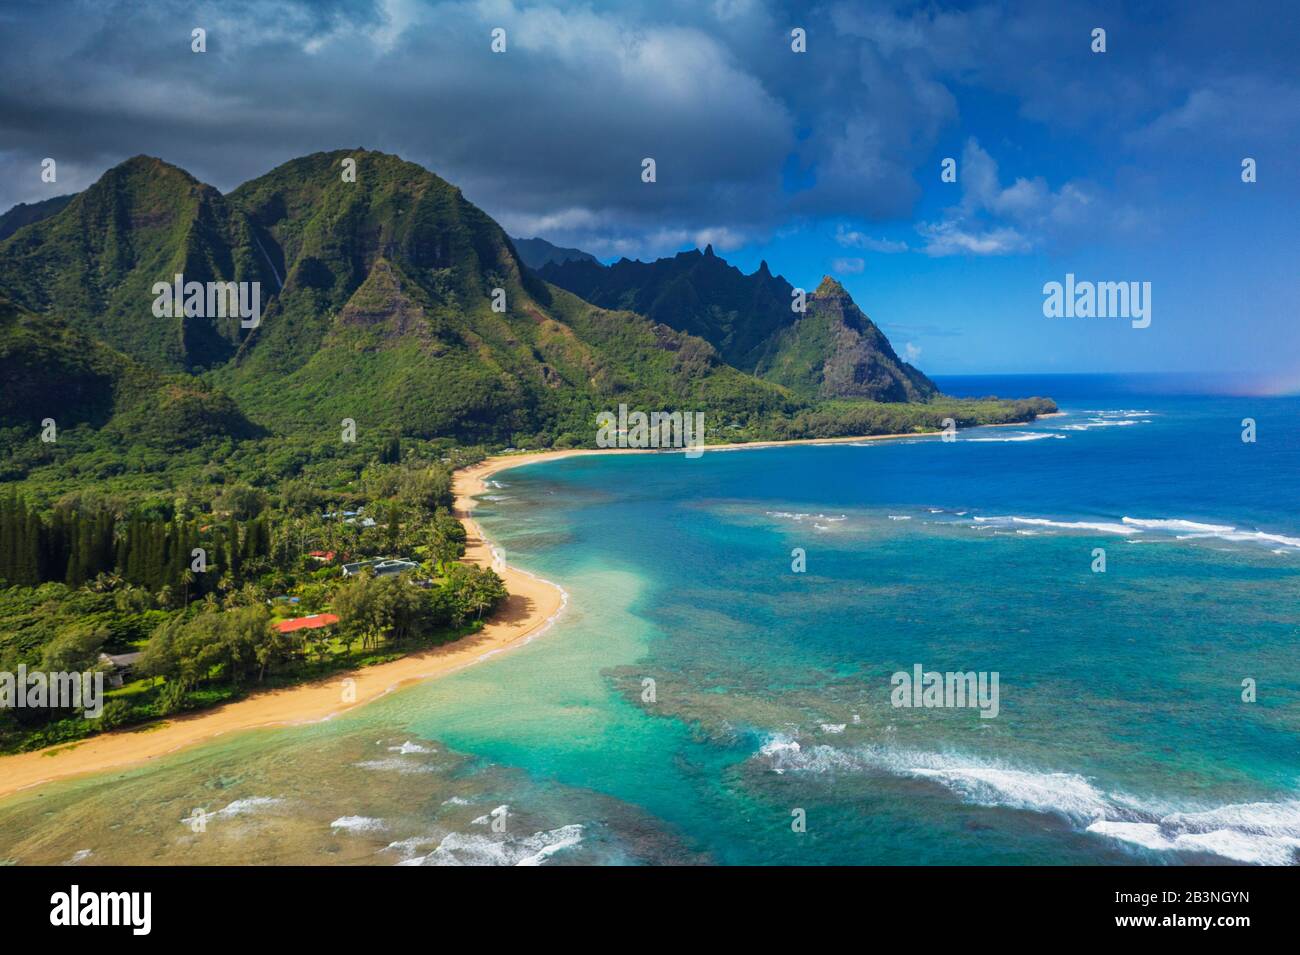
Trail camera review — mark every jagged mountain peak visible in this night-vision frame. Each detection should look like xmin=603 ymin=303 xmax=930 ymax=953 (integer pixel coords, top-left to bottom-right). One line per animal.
xmin=539 ymin=247 xmax=935 ymax=402
xmin=813 ymin=275 xmax=850 ymax=299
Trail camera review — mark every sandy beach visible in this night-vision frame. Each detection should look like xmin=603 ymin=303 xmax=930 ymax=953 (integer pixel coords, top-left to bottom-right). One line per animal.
xmin=0 ymin=415 xmax=1059 ymax=800
xmin=0 ymin=453 xmax=569 ymax=800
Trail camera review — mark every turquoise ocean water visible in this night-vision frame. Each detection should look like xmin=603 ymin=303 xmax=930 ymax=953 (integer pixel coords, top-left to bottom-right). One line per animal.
xmin=2 ymin=375 xmax=1297 ymax=865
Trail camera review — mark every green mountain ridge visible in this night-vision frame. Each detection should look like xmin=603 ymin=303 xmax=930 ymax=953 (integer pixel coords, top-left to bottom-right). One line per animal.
xmin=0 ymin=194 xmax=75 ymax=242
xmin=0 ymin=294 xmax=260 ymax=455
xmin=210 ymin=149 xmax=793 ymax=443
xmin=538 ymin=248 xmax=938 ymax=402
xmin=0 ymin=157 xmax=273 ymax=372
xmin=0 ymin=148 xmax=1054 ymax=472
xmin=510 ymin=236 xmax=598 ymax=269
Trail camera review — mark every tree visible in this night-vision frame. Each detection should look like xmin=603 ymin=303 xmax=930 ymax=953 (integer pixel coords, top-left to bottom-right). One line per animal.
xmin=441 ymin=564 xmax=504 ymax=626
xmin=429 ymin=507 xmax=466 ymax=573
xmin=333 ymin=573 xmax=378 ymax=652
xmin=40 ymin=622 xmax=110 ymax=674
xmin=469 ymin=567 xmax=507 ymax=620
xmin=140 ymin=606 xmax=276 ymax=691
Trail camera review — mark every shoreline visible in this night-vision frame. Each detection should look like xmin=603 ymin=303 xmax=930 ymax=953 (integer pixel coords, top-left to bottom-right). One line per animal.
xmin=0 ymin=455 xmax=570 ymax=801
xmin=0 ymin=413 xmax=1058 ymax=801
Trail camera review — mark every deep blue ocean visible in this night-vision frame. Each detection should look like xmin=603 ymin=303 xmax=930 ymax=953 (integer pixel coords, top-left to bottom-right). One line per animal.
xmin=2 ymin=375 xmax=1297 ymax=865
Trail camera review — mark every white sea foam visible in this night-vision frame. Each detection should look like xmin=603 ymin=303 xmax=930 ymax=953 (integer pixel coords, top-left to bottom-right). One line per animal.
xmin=755 ymin=736 xmax=1300 ymax=865
xmin=213 ymin=796 xmax=285 ymax=818
xmin=471 ymin=804 xmax=510 ymax=826
xmin=945 ymin=512 xmax=1300 ymax=552
xmin=1121 ymin=517 xmax=1235 ymax=534
xmin=388 ymin=740 xmax=435 ymax=754
xmin=1088 ymin=801 xmax=1300 ymax=865
xmin=382 ymin=835 xmax=441 ymax=857
xmin=1123 ymin=517 xmax=1300 ymax=550
xmin=354 ymin=758 xmax=437 ymax=775
xmin=888 ymin=515 xmax=912 ymax=521
xmin=767 ymin=511 xmax=847 ymax=523
xmin=397 ymin=824 xmax=584 ymax=866
xmin=331 ymin=815 xmax=388 ymax=833
xmin=820 ymin=723 xmax=846 ymax=734
xmin=973 ymin=516 xmax=1131 ymax=535
xmin=1060 ymin=419 xmax=1147 ymax=431
xmin=963 ymin=432 xmax=1066 ymax=442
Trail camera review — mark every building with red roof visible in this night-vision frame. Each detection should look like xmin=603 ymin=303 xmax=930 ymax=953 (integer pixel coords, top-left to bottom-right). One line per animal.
xmin=274 ymin=613 xmax=340 ymax=634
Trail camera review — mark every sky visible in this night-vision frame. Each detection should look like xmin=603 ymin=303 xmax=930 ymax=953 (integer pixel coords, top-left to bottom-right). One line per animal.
xmin=1 ymin=0 xmax=1297 ymax=383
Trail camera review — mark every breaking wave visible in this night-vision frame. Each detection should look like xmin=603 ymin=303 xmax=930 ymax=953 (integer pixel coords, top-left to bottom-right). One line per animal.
xmin=393 ymin=824 xmax=584 ymax=866
xmin=755 ymin=736 xmax=1299 ymax=865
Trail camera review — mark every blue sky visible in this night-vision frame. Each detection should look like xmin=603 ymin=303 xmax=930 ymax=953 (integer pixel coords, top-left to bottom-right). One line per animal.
xmin=0 ymin=0 xmax=1296 ymax=383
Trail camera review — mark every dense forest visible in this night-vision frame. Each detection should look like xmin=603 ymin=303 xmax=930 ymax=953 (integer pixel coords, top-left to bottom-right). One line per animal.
xmin=0 ymin=440 xmax=504 ymax=753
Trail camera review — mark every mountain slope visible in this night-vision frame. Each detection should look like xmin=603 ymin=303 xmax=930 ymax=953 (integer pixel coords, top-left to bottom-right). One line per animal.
xmin=539 ymin=249 xmax=937 ymax=402
xmin=0 ymin=157 xmax=274 ymax=372
xmin=0 ymin=294 xmax=259 ymax=448
xmin=511 ymin=236 xmax=598 ymax=269
xmin=763 ymin=277 xmax=937 ymax=402
xmin=0 ymin=149 xmax=1049 ymax=454
xmin=0 ymin=194 xmax=75 ymax=242
xmin=214 ymin=150 xmax=793 ymax=443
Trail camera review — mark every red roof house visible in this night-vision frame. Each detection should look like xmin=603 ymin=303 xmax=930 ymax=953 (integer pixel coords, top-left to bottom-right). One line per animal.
xmin=275 ymin=613 xmax=340 ymax=634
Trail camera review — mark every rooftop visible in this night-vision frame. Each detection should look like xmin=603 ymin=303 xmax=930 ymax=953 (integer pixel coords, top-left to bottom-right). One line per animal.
xmin=274 ymin=613 xmax=340 ymax=634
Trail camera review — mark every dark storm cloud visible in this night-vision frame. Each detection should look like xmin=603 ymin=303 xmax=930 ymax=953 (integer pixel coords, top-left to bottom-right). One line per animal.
xmin=1 ymin=0 xmax=1297 ymax=258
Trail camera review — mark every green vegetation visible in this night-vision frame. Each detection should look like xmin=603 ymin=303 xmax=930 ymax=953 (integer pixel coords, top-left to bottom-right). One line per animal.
xmin=539 ymin=252 xmax=939 ymax=402
xmin=1 ymin=149 xmax=1053 ymax=457
xmin=0 ymin=157 xmax=272 ymax=371
xmin=0 ymin=194 xmax=74 ymax=242
xmin=0 ymin=445 xmax=504 ymax=753
xmin=0 ymin=148 xmax=1057 ymax=754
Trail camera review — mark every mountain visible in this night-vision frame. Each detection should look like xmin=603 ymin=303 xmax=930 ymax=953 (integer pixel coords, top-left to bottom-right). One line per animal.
xmin=511 ymin=236 xmax=598 ymax=270
xmin=0 ymin=294 xmax=259 ymax=450
xmin=212 ymin=150 xmax=793 ymax=443
xmin=539 ymin=248 xmax=938 ymax=402
xmin=0 ymin=156 xmax=274 ymax=373
xmin=0 ymin=194 xmax=75 ymax=242
xmin=0 ymin=149 xmax=1051 ymax=457
xmin=0 ymin=150 xmax=794 ymax=447
xmin=763 ymin=277 xmax=937 ymax=402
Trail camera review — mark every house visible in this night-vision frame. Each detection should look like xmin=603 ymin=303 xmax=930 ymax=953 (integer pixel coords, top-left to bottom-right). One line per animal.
xmin=341 ymin=557 xmax=420 ymax=578
xmin=307 ymin=550 xmax=336 ymax=563
xmin=274 ymin=613 xmax=340 ymax=635
xmin=98 ymin=651 xmax=143 ymax=689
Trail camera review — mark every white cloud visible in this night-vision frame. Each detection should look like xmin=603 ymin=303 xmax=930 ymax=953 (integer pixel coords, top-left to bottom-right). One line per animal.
xmin=831 ymin=257 xmax=865 ymax=274
xmin=917 ymin=138 xmax=1114 ymax=256
xmin=917 ymin=220 xmax=1028 ymax=257
xmin=834 ymin=225 xmax=908 ymax=253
